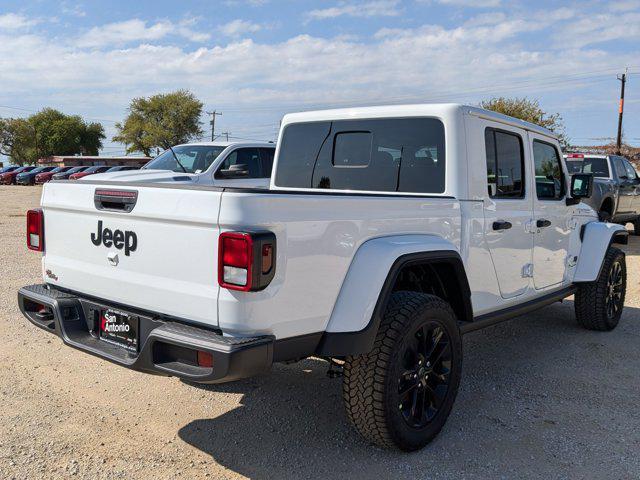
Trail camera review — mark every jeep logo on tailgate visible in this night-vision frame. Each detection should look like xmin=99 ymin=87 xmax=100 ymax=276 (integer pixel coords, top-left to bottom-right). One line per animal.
xmin=91 ymin=220 xmax=137 ymax=256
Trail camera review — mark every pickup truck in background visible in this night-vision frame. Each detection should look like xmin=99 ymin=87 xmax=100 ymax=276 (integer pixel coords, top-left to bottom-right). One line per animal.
xmin=87 ymin=141 xmax=276 ymax=188
xmin=565 ymin=153 xmax=640 ymax=230
xmin=18 ymin=104 xmax=628 ymax=451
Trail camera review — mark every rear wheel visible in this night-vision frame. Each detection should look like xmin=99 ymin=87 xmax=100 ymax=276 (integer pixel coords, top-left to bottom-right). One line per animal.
xmin=575 ymin=247 xmax=626 ymax=331
xmin=598 ymin=209 xmax=611 ymax=222
xmin=342 ymin=292 xmax=462 ymax=451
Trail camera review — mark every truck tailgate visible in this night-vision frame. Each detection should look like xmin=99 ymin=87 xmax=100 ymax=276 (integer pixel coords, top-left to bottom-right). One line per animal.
xmin=41 ymin=182 xmax=221 ymax=327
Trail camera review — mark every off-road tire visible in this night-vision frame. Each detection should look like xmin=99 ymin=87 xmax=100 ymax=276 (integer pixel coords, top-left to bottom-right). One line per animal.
xmin=342 ymin=291 xmax=462 ymax=451
xmin=575 ymin=247 xmax=626 ymax=331
xmin=598 ymin=209 xmax=612 ymax=222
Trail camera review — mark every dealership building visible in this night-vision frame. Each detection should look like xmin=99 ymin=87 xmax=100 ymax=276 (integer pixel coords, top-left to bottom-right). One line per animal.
xmin=38 ymin=155 xmax=151 ymax=167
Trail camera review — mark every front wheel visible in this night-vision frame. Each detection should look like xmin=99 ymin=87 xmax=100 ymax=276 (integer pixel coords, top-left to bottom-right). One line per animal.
xmin=575 ymin=247 xmax=626 ymax=331
xmin=342 ymin=292 xmax=462 ymax=451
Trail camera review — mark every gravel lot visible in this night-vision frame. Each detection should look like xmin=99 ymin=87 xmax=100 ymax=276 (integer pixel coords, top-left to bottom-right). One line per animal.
xmin=1 ymin=185 xmax=639 ymax=479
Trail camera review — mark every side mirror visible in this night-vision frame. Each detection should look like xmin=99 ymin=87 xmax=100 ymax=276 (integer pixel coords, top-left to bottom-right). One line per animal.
xmin=216 ymin=164 xmax=249 ymax=179
xmin=570 ymin=173 xmax=593 ymax=200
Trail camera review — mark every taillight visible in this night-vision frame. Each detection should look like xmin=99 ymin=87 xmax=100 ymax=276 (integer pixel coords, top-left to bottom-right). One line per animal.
xmin=218 ymin=231 xmax=276 ymax=291
xmin=27 ymin=209 xmax=44 ymax=252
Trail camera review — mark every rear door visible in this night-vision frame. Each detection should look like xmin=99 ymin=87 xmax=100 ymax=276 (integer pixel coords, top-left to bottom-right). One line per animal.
xmin=529 ymin=134 xmax=572 ymax=289
xmin=621 ymin=158 xmax=640 ymax=214
xmin=41 ymin=182 xmax=222 ymax=327
xmin=612 ymin=156 xmax=633 ymax=214
xmin=482 ymin=125 xmax=534 ymax=298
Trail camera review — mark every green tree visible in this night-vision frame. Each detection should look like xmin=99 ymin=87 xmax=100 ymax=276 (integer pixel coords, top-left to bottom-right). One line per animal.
xmin=113 ymin=90 xmax=204 ymax=156
xmin=481 ymin=97 xmax=569 ymax=148
xmin=0 ymin=118 xmax=36 ymax=165
xmin=0 ymin=109 xmax=105 ymax=165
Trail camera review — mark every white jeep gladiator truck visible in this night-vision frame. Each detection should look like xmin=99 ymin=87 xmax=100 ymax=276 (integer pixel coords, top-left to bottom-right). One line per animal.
xmin=18 ymin=104 xmax=629 ymax=451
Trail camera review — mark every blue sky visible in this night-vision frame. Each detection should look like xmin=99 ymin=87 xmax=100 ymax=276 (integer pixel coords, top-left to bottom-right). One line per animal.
xmin=0 ymin=0 xmax=639 ymax=157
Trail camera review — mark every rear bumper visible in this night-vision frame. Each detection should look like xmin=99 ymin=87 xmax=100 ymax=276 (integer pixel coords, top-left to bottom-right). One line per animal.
xmin=17 ymin=284 xmax=274 ymax=384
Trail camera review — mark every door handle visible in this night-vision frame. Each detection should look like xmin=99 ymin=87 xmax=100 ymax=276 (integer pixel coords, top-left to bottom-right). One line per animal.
xmin=492 ymin=220 xmax=512 ymax=231
xmin=536 ymin=219 xmax=551 ymax=228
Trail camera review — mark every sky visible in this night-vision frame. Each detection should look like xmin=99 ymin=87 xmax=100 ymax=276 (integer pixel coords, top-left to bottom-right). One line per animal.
xmin=0 ymin=0 xmax=639 ymax=158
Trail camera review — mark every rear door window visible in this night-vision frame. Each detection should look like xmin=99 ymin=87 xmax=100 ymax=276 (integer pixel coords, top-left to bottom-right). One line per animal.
xmin=259 ymin=148 xmax=275 ymax=178
xmin=485 ymin=128 xmax=525 ymax=198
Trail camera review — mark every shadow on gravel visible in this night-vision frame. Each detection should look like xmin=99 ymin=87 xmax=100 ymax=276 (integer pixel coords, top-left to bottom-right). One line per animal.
xmin=178 ymin=300 xmax=640 ymax=480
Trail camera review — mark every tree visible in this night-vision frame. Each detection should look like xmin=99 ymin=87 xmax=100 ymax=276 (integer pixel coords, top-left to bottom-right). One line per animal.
xmin=0 ymin=109 xmax=105 ymax=165
xmin=480 ymin=97 xmax=569 ymax=148
xmin=113 ymin=90 xmax=204 ymax=156
xmin=0 ymin=118 xmax=36 ymax=165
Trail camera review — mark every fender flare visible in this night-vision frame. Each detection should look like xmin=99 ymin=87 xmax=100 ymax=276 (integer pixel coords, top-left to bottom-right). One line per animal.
xmin=574 ymin=221 xmax=628 ymax=283
xmin=315 ymin=235 xmax=472 ymax=356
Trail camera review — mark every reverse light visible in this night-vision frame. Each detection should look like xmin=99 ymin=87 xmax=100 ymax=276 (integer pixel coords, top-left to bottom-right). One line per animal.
xmin=27 ymin=208 xmax=44 ymax=252
xmin=218 ymin=231 xmax=276 ymax=291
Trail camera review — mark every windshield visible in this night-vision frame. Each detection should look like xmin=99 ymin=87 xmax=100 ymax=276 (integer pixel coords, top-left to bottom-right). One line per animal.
xmin=65 ymin=166 xmax=87 ymax=174
xmin=144 ymin=145 xmax=226 ymax=173
xmin=566 ymin=157 xmax=610 ymax=178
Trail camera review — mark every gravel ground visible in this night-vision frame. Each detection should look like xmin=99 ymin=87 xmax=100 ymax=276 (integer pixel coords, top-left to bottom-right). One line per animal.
xmin=1 ymin=185 xmax=639 ymax=480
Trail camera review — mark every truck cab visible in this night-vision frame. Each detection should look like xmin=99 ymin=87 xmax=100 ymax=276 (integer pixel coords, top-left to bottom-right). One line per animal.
xmin=565 ymin=153 xmax=640 ymax=226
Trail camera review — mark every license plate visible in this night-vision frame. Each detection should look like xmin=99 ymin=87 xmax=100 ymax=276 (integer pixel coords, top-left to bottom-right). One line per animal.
xmin=99 ymin=309 xmax=139 ymax=352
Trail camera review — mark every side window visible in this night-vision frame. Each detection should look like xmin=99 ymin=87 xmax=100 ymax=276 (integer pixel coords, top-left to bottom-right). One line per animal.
xmin=218 ymin=148 xmax=262 ymax=178
xmin=623 ymin=159 xmax=638 ymax=180
xmin=259 ymin=148 xmax=275 ymax=178
xmin=485 ymin=128 xmax=525 ymax=198
xmin=613 ymin=157 xmax=627 ymax=178
xmin=533 ymin=140 xmax=564 ymax=200
xmin=311 ymin=118 xmax=445 ymax=193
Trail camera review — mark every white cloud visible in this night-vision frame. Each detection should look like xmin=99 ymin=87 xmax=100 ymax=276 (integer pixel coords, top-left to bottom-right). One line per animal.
xmin=554 ymin=12 xmax=640 ymax=48
xmin=77 ymin=18 xmax=210 ymax=48
xmin=308 ymin=1 xmax=401 ymax=20
xmin=419 ymin=0 xmax=501 ymax=7
xmin=219 ymin=19 xmax=263 ymax=38
xmin=608 ymin=0 xmax=640 ymax=12
xmin=0 ymin=13 xmax=39 ymax=30
xmin=0 ymin=7 xmax=637 ymax=146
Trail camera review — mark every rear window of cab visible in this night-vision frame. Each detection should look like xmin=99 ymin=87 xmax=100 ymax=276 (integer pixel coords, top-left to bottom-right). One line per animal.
xmin=275 ymin=118 xmax=446 ymax=194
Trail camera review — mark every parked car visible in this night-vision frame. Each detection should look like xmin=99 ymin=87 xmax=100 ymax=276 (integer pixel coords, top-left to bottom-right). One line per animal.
xmin=18 ymin=104 xmax=628 ymax=452
xmin=105 ymin=166 xmax=141 ymax=173
xmin=87 ymin=142 xmax=276 ymax=188
xmin=35 ymin=166 xmax=73 ymax=184
xmin=0 ymin=166 xmax=20 ymax=174
xmin=565 ymin=153 xmax=640 ymax=227
xmin=52 ymin=166 xmax=90 ymax=180
xmin=69 ymin=165 xmax=111 ymax=180
xmin=16 ymin=166 xmax=57 ymax=185
xmin=0 ymin=166 xmax=35 ymax=185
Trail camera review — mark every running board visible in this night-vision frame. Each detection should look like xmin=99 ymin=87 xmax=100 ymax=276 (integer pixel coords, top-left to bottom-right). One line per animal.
xmin=460 ymin=285 xmax=577 ymax=334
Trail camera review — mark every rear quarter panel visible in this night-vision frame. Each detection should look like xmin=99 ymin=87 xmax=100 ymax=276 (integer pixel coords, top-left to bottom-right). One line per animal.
xmin=217 ymin=192 xmax=461 ymax=338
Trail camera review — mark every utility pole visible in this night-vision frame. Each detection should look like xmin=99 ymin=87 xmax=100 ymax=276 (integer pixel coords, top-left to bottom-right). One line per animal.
xmin=206 ymin=110 xmax=222 ymax=141
xmin=616 ymin=71 xmax=627 ymax=155
xmin=219 ymin=131 xmax=230 ymax=142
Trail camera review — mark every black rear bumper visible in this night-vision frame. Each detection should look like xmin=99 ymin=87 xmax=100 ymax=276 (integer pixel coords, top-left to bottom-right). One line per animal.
xmin=18 ymin=284 xmax=274 ymax=384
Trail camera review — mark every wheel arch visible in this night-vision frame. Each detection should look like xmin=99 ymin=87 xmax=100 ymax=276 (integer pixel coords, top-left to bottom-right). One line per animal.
xmin=316 ymin=235 xmax=472 ymax=356
xmin=574 ymin=221 xmax=628 ymax=283
xmin=600 ymin=196 xmax=614 ymax=215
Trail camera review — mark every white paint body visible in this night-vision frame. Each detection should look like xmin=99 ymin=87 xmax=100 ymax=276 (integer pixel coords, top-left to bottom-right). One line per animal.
xmin=38 ymin=104 xmax=622 ymax=341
